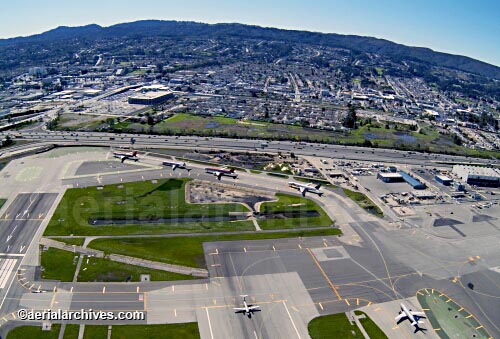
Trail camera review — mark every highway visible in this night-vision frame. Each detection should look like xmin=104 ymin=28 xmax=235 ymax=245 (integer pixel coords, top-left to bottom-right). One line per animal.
xmin=2 ymin=130 xmax=498 ymax=167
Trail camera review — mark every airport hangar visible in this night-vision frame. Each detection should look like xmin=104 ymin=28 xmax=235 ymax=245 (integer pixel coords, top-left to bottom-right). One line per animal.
xmin=453 ymin=165 xmax=500 ymax=188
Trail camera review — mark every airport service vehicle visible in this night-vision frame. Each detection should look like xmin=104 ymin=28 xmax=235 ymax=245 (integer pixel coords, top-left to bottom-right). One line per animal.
xmin=162 ymin=161 xmax=191 ymax=171
xmin=234 ymin=295 xmax=260 ymax=318
xmin=113 ymin=150 xmax=139 ymax=163
xmin=395 ymin=303 xmax=426 ymax=333
xmin=288 ymin=181 xmax=323 ymax=197
xmin=205 ymin=167 xmax=238 ymax=180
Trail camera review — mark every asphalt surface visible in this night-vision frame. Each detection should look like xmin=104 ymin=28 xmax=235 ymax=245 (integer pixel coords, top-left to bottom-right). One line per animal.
xmin=0 ymin=193 xmax=57 ymax=315
xmin=0 ymin=146 xmax=497 ymax=339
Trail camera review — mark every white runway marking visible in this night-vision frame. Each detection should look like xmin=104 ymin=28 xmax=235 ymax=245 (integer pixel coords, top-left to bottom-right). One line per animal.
xmin=0 ymin=259 xmax=17 ymax=288
xmin=282 ymin=301 xmax=302 ymax=339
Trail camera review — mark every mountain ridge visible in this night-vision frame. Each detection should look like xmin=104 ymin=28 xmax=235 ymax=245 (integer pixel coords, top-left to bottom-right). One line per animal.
xmin=1 ymin=20 xmax=499 ymax=79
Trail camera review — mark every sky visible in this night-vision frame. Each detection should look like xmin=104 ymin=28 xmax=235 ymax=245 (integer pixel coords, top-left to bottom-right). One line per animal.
xmin=1 ymin=0 xmax=499 ymax=66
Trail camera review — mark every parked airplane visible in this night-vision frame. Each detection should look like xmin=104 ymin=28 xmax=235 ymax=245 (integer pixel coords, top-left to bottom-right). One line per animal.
xmin=205 ymin=167 xmax=237 ymax=180
xmin=288 ymin=181 xmax=323 ymax=197
xmin=234 ymin=295 xmax=260 ymax=318
xmin=395 ymin=303 xmax=426 ymax=333
xmin=113 ymin=150 xmax=139 ymax=163
xmin=163 ymin=161 xmax=191 ymax=171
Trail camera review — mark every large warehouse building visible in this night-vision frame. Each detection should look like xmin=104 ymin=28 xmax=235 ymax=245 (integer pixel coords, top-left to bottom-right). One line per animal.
xmin=128 ymin=90 xmax=174 ymax=105
xmin=452 ymin=165 xmax=500 ymax=188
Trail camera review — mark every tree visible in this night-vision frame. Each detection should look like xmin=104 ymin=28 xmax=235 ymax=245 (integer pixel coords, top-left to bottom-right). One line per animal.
xmin=343 ymin=104 xmax=357 ymax=129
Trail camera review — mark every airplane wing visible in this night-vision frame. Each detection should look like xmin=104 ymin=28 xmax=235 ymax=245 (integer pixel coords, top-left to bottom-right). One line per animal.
xmin=395 ymin=313 xmax=407 ymax=322
xmin=121 ymin=156 xmax=126 ymax=163
xmin=216 ymin=172 xmax=222 ymax=180
xmin=233 ymin=308 xmax=246 ymax=311
xmin=300 ymin=187 xmax=307 ymax=197
xmin=410 ymin=311 xmax=426 ymax=318
xmin=172 ymin=164 xmax=178 ymax=170
xmin=248 ymin=306 xmax=260 ymax=310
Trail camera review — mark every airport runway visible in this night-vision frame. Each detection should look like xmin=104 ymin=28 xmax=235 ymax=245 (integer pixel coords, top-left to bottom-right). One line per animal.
xmin=0 ymin=147 xmax=497 ymax=338
xmin=0 ymin=193 xmax=58 ymax=315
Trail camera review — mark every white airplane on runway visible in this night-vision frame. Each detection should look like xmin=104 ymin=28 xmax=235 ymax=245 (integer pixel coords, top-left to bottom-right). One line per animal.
xmin=234 ymin=295 xmax=260 ymax=318
xmin=113 ymin=150 xmax=139 ymax=163
xmin=288 ymin=181 xmax=323 ymax=197
xmin=395 ymin=303 xmax=427 ymax=333
xmin=162 ymin=161 xmax=191 ymax=172
xmin=205 ymin=167 xmax=238 ymax=180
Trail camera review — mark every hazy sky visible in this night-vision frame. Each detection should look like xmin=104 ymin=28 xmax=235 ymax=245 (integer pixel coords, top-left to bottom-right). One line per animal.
xmin=1 ymin=0 xmax=499 ymax=66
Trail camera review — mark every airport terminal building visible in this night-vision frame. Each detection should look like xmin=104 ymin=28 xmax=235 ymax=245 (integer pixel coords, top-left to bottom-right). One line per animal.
xmin=452 ymin=165 xmax=500 ymax=188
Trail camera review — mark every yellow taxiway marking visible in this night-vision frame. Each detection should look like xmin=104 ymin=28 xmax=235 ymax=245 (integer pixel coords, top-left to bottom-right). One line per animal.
xmin=307 ymin=248 xmax=342 ymax=300
xmin=466 ymin=314 xmax=473 ymax=319
xmin=344 ymin=299 xmax=350 ymax=306
xmin=458 ymin=307 xmax=463 ymax=312
xmin=367 ymin=302 xmax=372 ymax=306
xmin=318 ymin=303 xmax=324 ymax=310
xmin=475 ymin=325 xmax=483 ymax=330
xmin=272 ymin=245 xmax=276 ymax=251
xmin=213 ymin=298 xmax=216 ymax=305
xmin=174 ymin=309 xmax=177 ymax=317
xmin=356 ymin=298 xmax=359 ymax=306
xmin=446 ymin=298 xmax=451 ymax=303
xmin=298 ymin=244 xmax=302 ymax=249
xmin=434 ymin=328 xmax=441 ymax=331
xmin=103 ymin=287 xmax=106 ymax=294
xmin=70 ymin=287 xmax=73 ymax=293
xmin=137 ymin=286 xmax=140 ymax=293
xmin=244 ymin=247 xmax=247 ymax=253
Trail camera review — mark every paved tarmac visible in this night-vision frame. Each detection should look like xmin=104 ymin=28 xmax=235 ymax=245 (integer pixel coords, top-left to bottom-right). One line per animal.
xmin=0 ymin=147 xmax=498 ymax=339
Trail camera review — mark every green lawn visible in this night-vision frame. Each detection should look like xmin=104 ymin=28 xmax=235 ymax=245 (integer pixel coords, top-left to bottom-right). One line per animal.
xmin=111 ymin=323 xmax=200 ymax=339
xmin=354 ymin=311 xmax=388 ymax=339
xmin=343 ymin=189 xmax=383 ymax=217
xmin=78 ymin=256 xmax=196 ymax=282
xmin=62 ymin=324 xmax=80 ymax=339
xmin=258 ymin=193 xmax=333 ymax=229
xmin=308 ymin=313 xmax=363 ymax=339
xmin=0 ymin=198 xmax=6 ymax=210
xmin=266 ymin=172 xmax=289 ymax=178
xmin=7 ymin=325 xmax=61 ymax=339
xmin=41 ymin=247 xmax=78 ymax=282
xmin=89 ymin=228 xmax=341 ymax=269
xmin=83 ymin=325 xmax=108 ymax=339
xmin=44 ymin=178 xmax=251 ymax=236
xmin=250 ymin=169 xmax=262 ymax=174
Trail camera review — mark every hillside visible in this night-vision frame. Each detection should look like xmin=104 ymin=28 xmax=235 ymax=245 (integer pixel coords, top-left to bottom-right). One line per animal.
xmin=1 ymin=20 xmax=499 ymax=80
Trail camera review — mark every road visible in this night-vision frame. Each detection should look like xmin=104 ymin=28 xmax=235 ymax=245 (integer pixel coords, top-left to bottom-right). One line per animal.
xmin=2 ymin=130 xmax=498 ymax=168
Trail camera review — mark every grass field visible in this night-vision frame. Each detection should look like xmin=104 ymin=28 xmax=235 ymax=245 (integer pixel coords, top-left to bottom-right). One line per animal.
xmin=354 ymin=311 xmax=388 ymax=339
xmin=258 ymin=193 xmax=333 ymax=229
xmin=62 ymin=324 xmax=80 ymax=339
xmin=110 ymin=323 xmax=200 ymax=339
xmin=40 ymin=247 xmax=77 ymax=282
xmin=343 ymin=189 xmax=383 ymax=217
xmin=89 ymin=228 xmax=341 ymax=269
xmin=308 ymin=313 xmax=363 ymax=339
xmin=77 ymin=256 xmax=195 ymax=282
xmin=7 ymin=325 xmax=61 ymax=339
xmin=0 ymin=198 xmax=6 ymax=210
xmin=52 ymin=112 xmax=500 ymax=159
xmin=83 ymin=325 xmax=108 ymax=339
xmin=44 ymin=178 xmax=251 ymax=236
